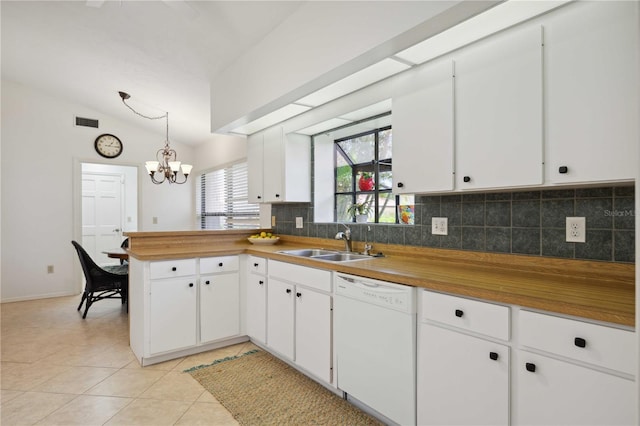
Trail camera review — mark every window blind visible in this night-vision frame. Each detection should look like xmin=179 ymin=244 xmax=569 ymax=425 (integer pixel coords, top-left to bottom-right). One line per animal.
xmin=196 ymin=162 xmax=260 ymax=229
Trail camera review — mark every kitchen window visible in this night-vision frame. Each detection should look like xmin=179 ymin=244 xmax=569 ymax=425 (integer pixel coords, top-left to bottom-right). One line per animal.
xmin=196 ymin=162 xmax=260 ymax=229
xmin=335 ymin=125 xmax=411 ymax=223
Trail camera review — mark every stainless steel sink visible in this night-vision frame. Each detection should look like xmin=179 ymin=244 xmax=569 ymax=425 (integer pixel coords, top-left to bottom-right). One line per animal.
xmin=278 ymin=249 xmax=339 ymax=257
xmin=278 ymin=249 xmax=374 ymax=262
xmin=311 ymin=253 xmax=372 ymax=262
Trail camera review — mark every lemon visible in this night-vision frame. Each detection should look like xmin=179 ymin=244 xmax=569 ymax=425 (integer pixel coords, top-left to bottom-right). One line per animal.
xmin=260 ymin=231 xmax=267 ymax=238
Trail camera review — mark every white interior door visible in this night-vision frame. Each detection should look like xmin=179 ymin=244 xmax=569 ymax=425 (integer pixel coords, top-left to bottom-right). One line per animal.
xmin=82 ymin=172 xmax=123 ymax=265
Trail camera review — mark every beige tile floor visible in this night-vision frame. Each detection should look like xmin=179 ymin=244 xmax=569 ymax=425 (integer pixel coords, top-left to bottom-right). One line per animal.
xmin=1 ymin=295 xmax=254 ymax=425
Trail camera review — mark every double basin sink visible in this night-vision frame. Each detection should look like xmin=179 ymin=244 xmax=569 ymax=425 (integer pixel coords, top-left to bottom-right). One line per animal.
xmin=278 ymin=249 xmax=377 ymax=262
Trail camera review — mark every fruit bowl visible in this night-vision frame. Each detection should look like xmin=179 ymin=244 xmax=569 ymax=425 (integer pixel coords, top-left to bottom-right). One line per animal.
xmin=247 ymin=237 xmax=280 ymax=245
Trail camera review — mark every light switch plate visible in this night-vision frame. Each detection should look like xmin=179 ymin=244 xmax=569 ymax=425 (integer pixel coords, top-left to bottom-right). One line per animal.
xmin=432 ymin=217 xmax=448 ymax=235
xmin=295 ymin=217 xmax=303 ymax=228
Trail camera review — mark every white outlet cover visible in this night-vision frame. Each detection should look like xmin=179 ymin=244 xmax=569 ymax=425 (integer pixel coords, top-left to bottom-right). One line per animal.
xmin=295 ymin=217 xmax=303 ymax=229
xmin=566 ymin=217 xmax=586 ymax=243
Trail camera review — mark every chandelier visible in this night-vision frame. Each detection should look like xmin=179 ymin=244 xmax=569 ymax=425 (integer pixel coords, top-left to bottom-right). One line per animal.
xmin=118 ymin=91 xmax=192 ymax=184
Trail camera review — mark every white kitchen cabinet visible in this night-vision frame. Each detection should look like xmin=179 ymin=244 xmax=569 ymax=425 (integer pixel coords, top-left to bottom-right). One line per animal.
xmin=455 ymin=25 xmax=543 ymax=190
xmin=266 ymin=260 xmax=333 ymax=383
xmin=516 ymin=351 xmax=635 ymax=425
xmin=200 ymin=272 xmax=240 ymax=344
xmin=149 ymin=276 xmax=197 ymax=355
xmin=247 ymin=126 xmax=311 ymax=203
xmin=418 ymin=290 xmax=510 ymax=425
xmin=515 ymin=309 xmax=636 ymax=425
xmin=266 ymin=277 xmax=295 ymax=359
xmin=246 ymin=256 xmax=267 ymax=343
xmin=294 ymin=286 xmax=332 ymax=383
xmin=418 ymin=324 xmax=509 ymax=426
xmin=392 ymin=59 xmax=454 ymax=194
xmin=129 ymin=255 xmax=244 ymax=366
xmin=544 ymin=1 xmax=638 ymax=185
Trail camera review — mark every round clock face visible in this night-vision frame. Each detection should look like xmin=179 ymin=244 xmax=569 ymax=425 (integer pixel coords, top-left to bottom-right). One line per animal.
xmin=94 ymin=134 xmax=123 ymax=159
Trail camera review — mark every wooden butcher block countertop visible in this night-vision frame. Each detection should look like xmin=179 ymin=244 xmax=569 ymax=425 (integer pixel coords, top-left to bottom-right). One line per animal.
xmin=125 ymin=231 xmax=635 ymax=328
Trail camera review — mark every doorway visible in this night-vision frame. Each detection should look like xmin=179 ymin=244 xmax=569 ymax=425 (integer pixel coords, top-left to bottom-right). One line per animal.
xmin=80 ymin=163 xmax=138 ymax=265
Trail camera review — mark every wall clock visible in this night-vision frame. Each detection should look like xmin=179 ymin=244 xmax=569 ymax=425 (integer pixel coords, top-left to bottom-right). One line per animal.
xmin=94 ymin=134 xmax=123 ymax=159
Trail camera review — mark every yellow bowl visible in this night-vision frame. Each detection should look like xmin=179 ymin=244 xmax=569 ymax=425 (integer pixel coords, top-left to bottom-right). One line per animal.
xmin=247 ymin=237 xmax=280 ymax=245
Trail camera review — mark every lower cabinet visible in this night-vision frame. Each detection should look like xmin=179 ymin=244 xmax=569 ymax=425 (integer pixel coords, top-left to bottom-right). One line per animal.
xmin=131 ymin=256 xmax=241 ymax=364
xmin=246 ymin=256 xmax=267 ymax=344
xmin=200 ymin=272 xmax=240 ymax=343
xmin=515 ymin=309 xmax=636 ymax=425
xmin=418 ymin=324 xmax=509 ymax=425
xmin=516 ymin=351 xmax=636 ymax=425
xmin=418 ymin=290 xmax=510 ymax=426
xmin=266 ymin=261 xmax=333 ymax=384
xmin=149 ymin=276 xmax=197 ymax=354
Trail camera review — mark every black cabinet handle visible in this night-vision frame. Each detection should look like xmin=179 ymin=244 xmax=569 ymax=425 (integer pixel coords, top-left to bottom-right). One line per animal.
xmin=397 ymin=182 xmax=404 ymax=188
xmin=489 ymin=352 xmax=499 ymax=361
xmin=257 ymin=195 xmax=262 ymax=199
xmin=296 ymin=292 xmax=302 ymax=298
xmin=254 ymin=263 xmax=259 ymax=267
xmin=172 ymin=267 xmax=177 ymax=271
xmin=258 ymin=280 xmax=264 ymax=285
xmin=526 ymin=362 xmax=536 ymax=372
xmin=463 ymin=176 xmax=471 ymax=183
xmin=205 ymin=280 xmax=210 ymax=285
xmin=559 ymin=166 xmax=568 ymax=174
xmin=286 ymin=288 xmax=292 ymax=294
xmin=218 ymin=262 xmax=223 ymax=267
xmin=574 ymin=337 xmax=587 ymax=348
xmin=188 ymin=283 xmax=194 ymax=287
xmin=455 ymin=309 xmax=464 ymax=318
xmin=275 ymin=194 xmax=280 ymax=198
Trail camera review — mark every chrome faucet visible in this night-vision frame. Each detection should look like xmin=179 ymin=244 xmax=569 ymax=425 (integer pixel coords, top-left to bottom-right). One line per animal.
xmin=335 ymin=224 xmax=353 ymax=252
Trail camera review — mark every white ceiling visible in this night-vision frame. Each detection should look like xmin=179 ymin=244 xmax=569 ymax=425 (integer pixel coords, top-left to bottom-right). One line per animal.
xmin=1 ymin=0 xmax=304 ymax=145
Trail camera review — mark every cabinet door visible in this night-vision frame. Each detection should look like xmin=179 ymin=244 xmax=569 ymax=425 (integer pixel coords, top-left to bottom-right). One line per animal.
xmin=247 ymin=133 xmax=264 ymax=203
xmin=295 ymin=287 xmax=332 ymax=383
xmin=200 ymin=272 xmax=240 ymax=344
xmin=266 ymin=278 xmax=294 ymax=359
xmin=516 ymin=351 xmax=635 ymax=425
xmin=246 ymin=273 xmax=267 ymax=343
xmin=455 ymin=25 xmax=543 ymax=190
xmin=392 ymin=59 xmax=454 ymax=193
xmin=545 ymin=1 xmax=638 ymax=184
xmin=418 ymin=324 xmax=509 ymax=425
xmin=262 ymin=126 xmax=285 ymax=202
xmin=149 ymin=277 xmax=197 ymax=354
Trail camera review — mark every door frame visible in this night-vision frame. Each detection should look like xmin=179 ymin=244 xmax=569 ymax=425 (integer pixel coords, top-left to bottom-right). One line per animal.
xmin=72 ymin=157 xmax=142 ymax=292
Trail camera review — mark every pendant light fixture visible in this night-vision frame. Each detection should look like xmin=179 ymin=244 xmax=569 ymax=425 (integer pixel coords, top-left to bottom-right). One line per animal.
xmin=118 ymin=91 xmax=192 ymax=184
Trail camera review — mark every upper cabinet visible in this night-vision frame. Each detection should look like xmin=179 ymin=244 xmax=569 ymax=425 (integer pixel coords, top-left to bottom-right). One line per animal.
xmin=248 ymin=126 xmax=311 ymax=203
xmin=392 ymin=59 xmax=454 ymax=194
xmin=455 ymin=25 xmax=543 ymax=190
xmin=544 ymin=1 xmax=638 ymax=185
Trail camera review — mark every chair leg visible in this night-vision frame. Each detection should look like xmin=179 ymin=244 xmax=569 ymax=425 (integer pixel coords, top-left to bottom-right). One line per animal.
xmin=77 ymin=292 xmax=87 ymax=311
xmin=82 ymin=293 xmax=92 ymax=319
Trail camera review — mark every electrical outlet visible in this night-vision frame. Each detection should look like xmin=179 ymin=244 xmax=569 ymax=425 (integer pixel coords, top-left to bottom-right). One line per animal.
xmin=432 ymin=217 xmax=448 ymax=235
xmin=295 ymin=217 xmax=303 ymax=229
xmin=566 ymin=217 xmax=586 ymax=243
xmin=47 ymin=265 xmax=54 ymax=274
xmin=152 ymin=216 xmax=158 ymax=224
xmin=271 ymin=215 xmax=276 ymax=227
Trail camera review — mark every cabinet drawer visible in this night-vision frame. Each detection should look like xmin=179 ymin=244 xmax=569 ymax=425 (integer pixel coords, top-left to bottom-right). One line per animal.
xmin=150 ymin=259 xmax=196 ymax=279
xmin=268 ymin=260 xmax=331 ymax=293
xmin=519 ymin=310 xmax=635 ymax=375
xmin=200 ymin=256 xmax=238 ymax=274
xmin=421 ymin=290 xmax=510 ymax=341
xmin=248 ymin=256 xmax=267 ymax=275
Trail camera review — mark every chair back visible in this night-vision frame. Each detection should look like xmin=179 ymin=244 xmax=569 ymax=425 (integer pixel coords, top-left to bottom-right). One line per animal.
xmin=71 ymin=241 xmax=127 ymax=292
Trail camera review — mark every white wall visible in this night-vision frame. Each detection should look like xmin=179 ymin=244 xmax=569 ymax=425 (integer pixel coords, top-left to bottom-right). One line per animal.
xmin=0 ymin=79 xmax=196 ymax=302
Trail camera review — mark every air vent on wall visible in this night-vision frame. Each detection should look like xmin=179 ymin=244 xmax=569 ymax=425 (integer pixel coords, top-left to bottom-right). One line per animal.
xmin=75 ymin=116 xmax=99 ymax=128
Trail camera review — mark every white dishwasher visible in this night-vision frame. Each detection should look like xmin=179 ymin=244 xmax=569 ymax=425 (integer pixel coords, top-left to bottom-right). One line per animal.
xmin=335 ymin=273 xmax=416 ymax=426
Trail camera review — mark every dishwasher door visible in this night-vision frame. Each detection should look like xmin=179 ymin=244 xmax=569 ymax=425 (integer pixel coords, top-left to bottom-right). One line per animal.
xmin=335 ymin=274 xmax=416 ymax=426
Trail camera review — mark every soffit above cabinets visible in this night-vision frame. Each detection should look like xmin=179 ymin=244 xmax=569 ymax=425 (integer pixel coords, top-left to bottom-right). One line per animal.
xmin=230 ymin=0 xmax=572 ymax=137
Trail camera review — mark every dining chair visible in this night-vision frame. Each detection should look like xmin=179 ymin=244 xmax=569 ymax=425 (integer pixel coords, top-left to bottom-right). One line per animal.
xmin=71 ymin=240 xmax=128 ymax=318
xmin=120 ymin=237 xmax=129 ymax=265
